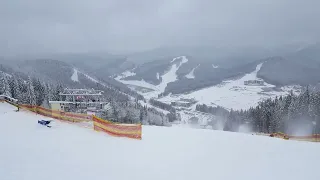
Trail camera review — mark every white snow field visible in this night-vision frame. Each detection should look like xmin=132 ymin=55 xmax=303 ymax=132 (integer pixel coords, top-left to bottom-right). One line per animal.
xmin=1 ymin=102 xmax=320 ymax=180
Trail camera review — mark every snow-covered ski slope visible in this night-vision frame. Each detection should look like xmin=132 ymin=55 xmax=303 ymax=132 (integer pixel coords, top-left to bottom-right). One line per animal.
xmin=159 ymin=62 xmax=298 ymax=110
xmin=118 ymin=59 xmax=300 ymax=110
xmin=1 ymin=102 xmax=320 ymax=180
xmin=116 ymin=56 xmax=189 ymax=99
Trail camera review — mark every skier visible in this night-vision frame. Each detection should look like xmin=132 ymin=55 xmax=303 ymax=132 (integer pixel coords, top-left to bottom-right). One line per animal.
xmin=38 ymin=120 xmax=52 ymax=128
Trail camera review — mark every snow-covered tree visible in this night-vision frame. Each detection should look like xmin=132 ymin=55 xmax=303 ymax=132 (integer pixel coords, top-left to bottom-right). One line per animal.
xmin=26 ymin=76 xmax=36 ymax=105
xmin=0 ymin=72 xmax=12 ymax=97
xmin=8 ymin=76 xmax=21 ymax=100
xmin=32 ymin=78 xmax=45 ymax=106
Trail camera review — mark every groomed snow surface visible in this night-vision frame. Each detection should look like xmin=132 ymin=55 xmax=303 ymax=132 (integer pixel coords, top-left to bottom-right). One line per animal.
xmin=1 ymin=102 xmax=320 ymax=180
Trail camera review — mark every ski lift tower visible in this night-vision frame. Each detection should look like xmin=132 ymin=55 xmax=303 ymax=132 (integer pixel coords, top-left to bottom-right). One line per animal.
xmin=49 ymin=88 xmax=109 ymax=115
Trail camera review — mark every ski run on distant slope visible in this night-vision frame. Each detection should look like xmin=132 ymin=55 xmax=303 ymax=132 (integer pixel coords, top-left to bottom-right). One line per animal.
xmin=116 ymin=56 xmax=189 ymax=98
xmin=71 ymin=68 xmax=79 ymax=82
xmin=159 ymin=63 xmax=299 ymax=110
xmin=185 ymin=64 xmax=200 ymax=79
xmin=116 ymin=61 xmax=300 ymax=111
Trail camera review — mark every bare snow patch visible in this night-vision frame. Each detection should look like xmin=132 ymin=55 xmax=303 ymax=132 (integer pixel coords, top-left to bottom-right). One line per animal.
xmin=212 ymin=64 xmax=219 ymax=68
xmin=71 ymin=69 xmax=79 ymax=82
xmin=185 ymin=64 xmax=199 ymax=79
xmin=122 ymin=71 xmax=136 ymax=78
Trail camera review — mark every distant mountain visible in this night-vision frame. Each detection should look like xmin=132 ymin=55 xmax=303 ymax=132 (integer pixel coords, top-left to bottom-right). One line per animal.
xmin=1 ymin=59 xmax=144 ymax=102
xmin=3 ymin=44 xmax=320 ymax=126
xmin=258 ymin=44 xmax=320 ymax=86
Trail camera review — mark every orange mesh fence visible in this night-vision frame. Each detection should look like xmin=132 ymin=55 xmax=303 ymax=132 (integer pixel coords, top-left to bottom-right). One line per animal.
xmin=93 ymin=116 xmax=142 ymax=140
xmin=269 ymin=132 xmax=320 ymax=142
xmin=18 ymin=104 xmax=92 ymax=123
xmin=4 ymin=100 xmax=141 ymax=140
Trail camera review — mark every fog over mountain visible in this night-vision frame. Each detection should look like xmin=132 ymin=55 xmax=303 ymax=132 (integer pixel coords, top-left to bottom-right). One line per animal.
xmin=1 ymin=0 xmax=320 ymax=56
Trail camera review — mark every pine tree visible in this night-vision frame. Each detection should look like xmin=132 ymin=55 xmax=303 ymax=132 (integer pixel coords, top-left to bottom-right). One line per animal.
xmin=8 ymin=76 xmax=20 ymax=99
xmin=26 ymin=76 xmax=36 ymax=105
xmin=0 ymin=73 xmax=12 ymax=97
xmin=33 ymin=78 xmax=45 ymax=106
xmin=52 ymin=84 xmax=64 ymax=101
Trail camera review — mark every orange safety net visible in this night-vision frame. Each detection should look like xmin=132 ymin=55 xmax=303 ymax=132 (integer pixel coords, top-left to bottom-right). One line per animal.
xmin=269 ymin=132 xmax=320 ymax=142
xmin=93 ymin=116 xmax=142 ymax=140
xmin=5 ymin=101 xmax=142 ymax=140
xmin=19 ymin=104 xmax=92 ymax=123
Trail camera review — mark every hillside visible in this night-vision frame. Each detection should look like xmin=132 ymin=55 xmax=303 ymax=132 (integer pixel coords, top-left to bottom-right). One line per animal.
xmin=2 ymin=44 xmax=320 ymax=127
xmin=1 ymin=102 xmax=320 ymax=180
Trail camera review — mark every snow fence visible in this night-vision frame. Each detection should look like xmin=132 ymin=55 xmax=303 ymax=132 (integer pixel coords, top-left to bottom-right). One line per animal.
xmin=270 ymin=132 xmax=320 ymax=142
xmin=3 ymin=100 xmax=142 ymax=140
xmin=93 ymin=116 xmax=142 ymax=140
xmin=19 ymin=104 xmax=92 ymax=122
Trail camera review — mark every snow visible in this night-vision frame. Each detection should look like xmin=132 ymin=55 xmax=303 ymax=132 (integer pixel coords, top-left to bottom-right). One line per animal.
xmin=157 ymin=56 xmax=188 ymax=92
xmin=71 ymin=68 xmax=79 ymax=82
xmin=185 ymin=64 xmax=199 ymax=79
xmin=170 ymin=56 xmax=180 ymax=63
xmin=212 ymin=64 xmax=219 ymax=68
xmin=116 ymin=56 xmax=189 ymax=99
xmin=156 ymin=72 xmax=160 ymax=80
xmin=115 ymin=70 xmax=136 ymax=80
xmin=122 ymin=70 xmax=136 ymax=77
xmin=115 ymin=60 xmax=300 ymax=124
xmin=158 ymin=63 xmax=297 ymax=110
xmin=1 ymin=102 xmax=320 ymax=180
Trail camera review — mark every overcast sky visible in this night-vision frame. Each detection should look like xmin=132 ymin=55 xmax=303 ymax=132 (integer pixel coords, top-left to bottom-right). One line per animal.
xmin=1 ymin=0 xmax=319 ymax=56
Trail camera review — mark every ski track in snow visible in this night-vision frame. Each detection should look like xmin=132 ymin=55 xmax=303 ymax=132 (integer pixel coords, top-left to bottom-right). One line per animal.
xmin=157 ymin=56 xmax=188 ymax=93
xmin=185 ymin=64 xmax=199 ymax=79
xmin=1 ymin=102 xmax=320 ymax=180
xmin=116 ymin=56 xmax=189 ymax=99
xmin=71 ymin=68 xmax=79 ymax=82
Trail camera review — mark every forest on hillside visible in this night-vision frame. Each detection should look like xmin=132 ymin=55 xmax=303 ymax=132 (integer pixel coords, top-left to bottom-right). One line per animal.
xmin=0 ymin=71 xmax=171 ymax=126
xmin=197 ymin=88 xmax=320 ymax=135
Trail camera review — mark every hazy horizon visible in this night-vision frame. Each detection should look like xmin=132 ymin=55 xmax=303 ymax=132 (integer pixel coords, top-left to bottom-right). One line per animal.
xmin=1 ymin=0 xmax=320 ymax=56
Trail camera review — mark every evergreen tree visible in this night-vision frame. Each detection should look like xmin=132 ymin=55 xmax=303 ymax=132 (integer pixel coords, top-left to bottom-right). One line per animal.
xmin=26 ymin=76 xmax=36 ymax=105
xmin=0 ymin=73 xmax=12 ymax=97
xmin=8 ymin=76 xmax=20 ymax=99
xmin=32 ymin=78 xmax=45 ymax=106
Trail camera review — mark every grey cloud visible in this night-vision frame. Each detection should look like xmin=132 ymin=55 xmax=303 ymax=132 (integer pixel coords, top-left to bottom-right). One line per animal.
xmin=0 ymin=0 xmax=320 ymax=56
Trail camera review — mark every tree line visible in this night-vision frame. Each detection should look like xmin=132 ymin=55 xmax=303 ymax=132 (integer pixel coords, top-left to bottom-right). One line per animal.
xmin=0 ymin=72 xmax=63 ymax=106
xmin=196 ymin=88 xmax=320 ymax=135
xmin=0 ymin=71 xmax=171 ymax=126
